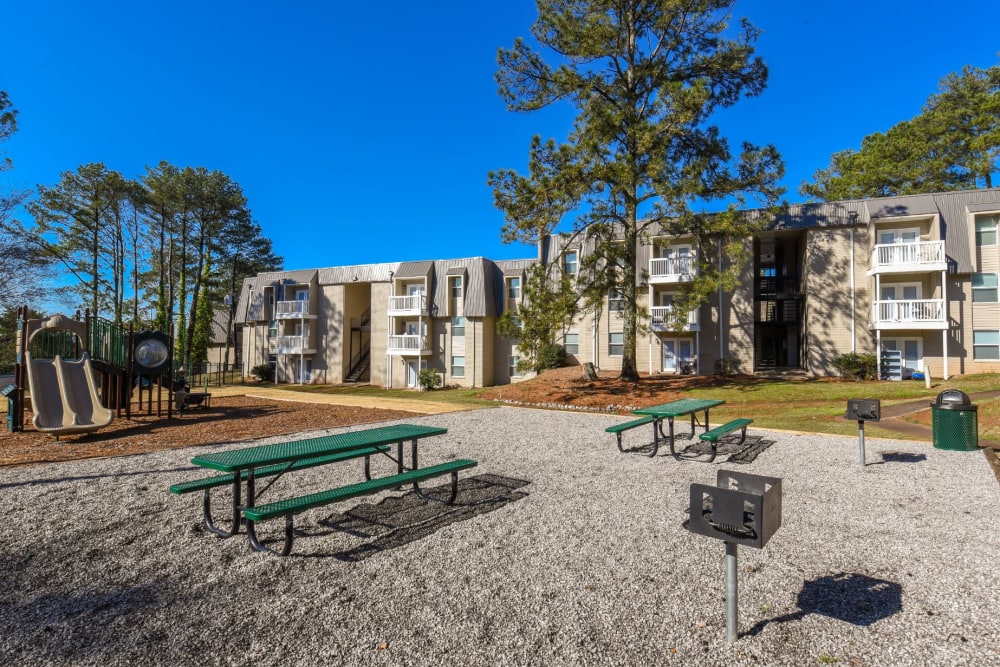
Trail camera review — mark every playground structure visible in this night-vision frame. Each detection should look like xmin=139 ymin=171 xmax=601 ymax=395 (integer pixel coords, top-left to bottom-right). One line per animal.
xmin=8 ymin=307 xmax=183 ymax=437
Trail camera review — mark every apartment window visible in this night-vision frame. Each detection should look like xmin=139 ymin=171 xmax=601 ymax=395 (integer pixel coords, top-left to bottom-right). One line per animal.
xmin=609 ymin=331 xmax=624 ymax=356
xmin=972 ymin=273 xmax=999 ymax=303
xmin=452 ymin=316 xmax=466 ymax=336
xmin=564 ymin=333 xmax=579 ymax=355
xmin=564 ymin=250 xmax=578 ymax=275
xmin=976 ymin=216 xmax=998 ymax=246
xmin=450 ymin=276 xmax=463 ymax=299
xmin=451 ymin=356 xmax=465 ymax=377
xmin=268 ymin=320 xmax=278 ymax=338
xmin=507 ymin=277 xmax=521 ymax=300
xmin=973 ymin=330 xmax=1000 ymax=360
xmin=608 ymin=288 xmax=624 ymax=312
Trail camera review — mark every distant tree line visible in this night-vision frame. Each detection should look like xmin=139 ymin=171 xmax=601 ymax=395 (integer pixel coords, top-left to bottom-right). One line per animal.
xmin=0 ymin=91 xmax=282 ymax=369
xmin=801 ymin=63 xmax=1000 ymax=201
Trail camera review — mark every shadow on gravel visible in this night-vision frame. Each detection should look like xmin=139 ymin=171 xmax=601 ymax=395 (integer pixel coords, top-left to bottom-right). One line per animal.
xmin=745 ymin=573 xmax=902 ymax=637
xmin=620 ymin=434 xmax=774 ymax=464
xmin=291 ymin=474 xmax=530 ymax=561
xmin=873 ymin=452 xmax=928 ymax=464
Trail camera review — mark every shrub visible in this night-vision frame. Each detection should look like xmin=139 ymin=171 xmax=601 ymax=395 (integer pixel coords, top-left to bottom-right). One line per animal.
xmin=250 ymin=363 xmax=274 ymax=382
xmin=534 ymin=343 xmax=567 ymax=372
xmin=834 ymin=353 xmax=878 ymax=380
xmin=418 ymin=368 xmax=442 ymax=391
xmin=714 ymin=357 xmax=741 ymax=376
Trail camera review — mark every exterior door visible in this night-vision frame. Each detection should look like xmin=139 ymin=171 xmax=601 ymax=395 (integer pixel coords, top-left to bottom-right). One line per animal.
xmin=662 ymin=340 xmax=676 ymax=372
xmin=678 ymin=340 xmax=694 ymax=373
xmin=883 ymin=339 xmax=922 ymax=374
xmin=881 ymin=284 xmax=920 ymax=320
xmin=406 ymin=360 xmax=419 ymax=388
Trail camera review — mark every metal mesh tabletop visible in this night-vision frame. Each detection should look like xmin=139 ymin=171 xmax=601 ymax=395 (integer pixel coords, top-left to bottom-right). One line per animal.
xmin=634 ymin=399 xmax=724 ymax=417
xmin=191 ymin=424 xmax=447 ymax=472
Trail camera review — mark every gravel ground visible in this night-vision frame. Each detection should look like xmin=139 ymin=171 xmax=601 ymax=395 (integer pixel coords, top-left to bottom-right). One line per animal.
xmin=1 ymin=406 xmax=998 ymax=666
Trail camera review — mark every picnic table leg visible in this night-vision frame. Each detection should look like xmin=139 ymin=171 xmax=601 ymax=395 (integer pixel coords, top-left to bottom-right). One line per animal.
xmin=703 ymin=409 xmax=711 ymax=433
xmin=667 ymin=417 xmax=682 ymax=460
xmin=244 ymin=470 xmax=295 ymax=556
xmin=649 ymin=419 xmax=661 ymax=457
xmin=202 ymin=476 xmax=242 ymax=538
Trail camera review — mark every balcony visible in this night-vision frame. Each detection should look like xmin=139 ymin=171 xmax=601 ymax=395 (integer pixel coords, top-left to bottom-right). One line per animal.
xmin=870 ymin=299 xmax=947 ymax=330
xmin=387 ymin=334 xmax=430 ymax=355
xmin=275 ymin=300 xmax=314 ymax=319
xmin=649 ymin=256 xmax=696 ymax=284
xmin=388 ymin=294 xmax=428 ymax=316
xmin=868 ymin=241 xmax=946 ymax=275
xmin=649 ymin=306 xmax=700 ymax=332
xmin=275 ymin=335 xmax=316 ymax=354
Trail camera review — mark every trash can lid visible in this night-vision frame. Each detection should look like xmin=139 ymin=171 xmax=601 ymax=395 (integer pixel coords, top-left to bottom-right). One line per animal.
xmin=931 ymin=388 xmax=976 ymax=411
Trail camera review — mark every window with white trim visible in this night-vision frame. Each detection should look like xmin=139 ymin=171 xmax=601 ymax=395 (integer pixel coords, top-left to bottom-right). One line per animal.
xmin=608 ymin=331 xmax=624 ymax=356
xmin=973 ymin=330 xmax=1000 ymax=360
xmin=564 ymin=333 xmax=579 ymax=354
xmin=451 ymin=316 xmax=466 ymax=336
xmin=451 ymin=355 xmax=465 ymax=377
xmin=972 ymin=273 xmax=998 ymax=303
xmin=450 ymin=276 xmax=463 ymax=299
xmin=976 ymin=216 xmax=998 ymax=247
xmin=268 ymin=320 xmax=278 ymax=338
xmin=564 ymin=250 xmax=578 ymax=275
xmin=507 ymin=277 xmax=521 ymax=300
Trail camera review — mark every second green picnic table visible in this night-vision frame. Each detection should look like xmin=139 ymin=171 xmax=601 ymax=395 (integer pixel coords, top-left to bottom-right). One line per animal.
xmin=633 ymin=398 xmax=726 ymax=459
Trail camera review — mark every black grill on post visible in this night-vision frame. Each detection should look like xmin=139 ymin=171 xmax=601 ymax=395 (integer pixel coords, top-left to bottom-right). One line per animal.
xmin=845 ymin=398 xmax=880 ymax=466
xmin=687 ymin=471 xmax=782 ymax=643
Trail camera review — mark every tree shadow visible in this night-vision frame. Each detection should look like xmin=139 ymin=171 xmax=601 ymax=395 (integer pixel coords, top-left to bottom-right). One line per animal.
xmin=744 ymin=572 xmax=902 ymax=637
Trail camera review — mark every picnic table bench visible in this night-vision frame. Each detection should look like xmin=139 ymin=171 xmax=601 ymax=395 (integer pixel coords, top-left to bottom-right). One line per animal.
xmin=171 ymin=423 xmax=477 ymax=556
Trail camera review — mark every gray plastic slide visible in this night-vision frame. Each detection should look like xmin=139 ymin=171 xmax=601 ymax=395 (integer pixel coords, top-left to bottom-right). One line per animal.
xmin=26 ymin=352 xmax=114 ymax=436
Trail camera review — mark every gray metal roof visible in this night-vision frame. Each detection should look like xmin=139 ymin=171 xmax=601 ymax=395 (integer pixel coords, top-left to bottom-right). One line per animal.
xmin=317 ymin=262 xmax=398 ymax=285
xmin=394 ymin=261 xmax=434 ymax=279
xmin=866 ymin=194 xmax=939 ymax=219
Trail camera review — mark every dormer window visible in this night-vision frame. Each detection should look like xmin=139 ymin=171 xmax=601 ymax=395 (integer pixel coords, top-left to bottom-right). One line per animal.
xmin=507 ymin=277 xmax=521 ymax=300
xmin=564 ymin=251 xmax=578 ymax=275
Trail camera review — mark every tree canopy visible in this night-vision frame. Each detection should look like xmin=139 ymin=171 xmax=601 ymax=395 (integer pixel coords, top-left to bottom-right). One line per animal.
xmin=490 ymin=0 xmax=784 ymax=380
xmin=801 ymin=63 xmax=1000 ymax=201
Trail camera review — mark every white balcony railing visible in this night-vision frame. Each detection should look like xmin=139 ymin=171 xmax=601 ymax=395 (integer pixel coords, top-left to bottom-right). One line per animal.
xmin=871 ymin=299 xmax=947 ymax=330
xmin=275 ymin=300 xmax=310 ymax=318
xmin=649 ymin=306 xmax=700 ymax=331
xmin=869 ymin=241 xmax=945 ymax=274
xmin=388 ymin=294 xmax=427 ymax=315
xmin=275 ymin=335 xmax=312 ymax=354
xmin=388 ymin=334 xmax=429 ymax=354
xmin=649 ymin=256 xmax=696 ymax=282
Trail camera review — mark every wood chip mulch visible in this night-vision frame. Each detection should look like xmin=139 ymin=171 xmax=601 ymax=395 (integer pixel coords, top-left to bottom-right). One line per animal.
xmin=0 ymin=396 xmax=419 ymax=469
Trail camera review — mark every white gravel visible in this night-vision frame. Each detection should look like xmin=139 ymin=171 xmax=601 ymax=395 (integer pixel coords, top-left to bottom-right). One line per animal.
xmin=1 ymin=406 xmax=998 ymax=666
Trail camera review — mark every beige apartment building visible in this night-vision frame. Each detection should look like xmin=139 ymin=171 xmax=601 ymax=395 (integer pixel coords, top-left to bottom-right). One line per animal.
xmin=236 ymin=188 xmax=1000 ymax=387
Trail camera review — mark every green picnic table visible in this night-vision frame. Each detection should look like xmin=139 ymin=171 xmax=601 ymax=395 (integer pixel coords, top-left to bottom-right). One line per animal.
xmin=633 ymin=398 xmax=726 ymax=459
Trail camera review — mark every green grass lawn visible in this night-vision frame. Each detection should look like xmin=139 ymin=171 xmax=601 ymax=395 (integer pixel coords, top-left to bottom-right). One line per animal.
xmin=276 ymin=372 xmax=999 ymax=442
xmin=684 ymin=374 xmax=999 ymax=441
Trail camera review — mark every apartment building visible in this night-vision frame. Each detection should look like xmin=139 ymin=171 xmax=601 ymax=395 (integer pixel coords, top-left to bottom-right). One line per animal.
xmin=236 ymin=188 xmax=1000 ymax=387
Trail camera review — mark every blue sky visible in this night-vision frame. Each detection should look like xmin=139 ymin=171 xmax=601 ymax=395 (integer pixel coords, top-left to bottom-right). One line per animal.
xmin=5 ymin=0 xmax=1000 ymax=273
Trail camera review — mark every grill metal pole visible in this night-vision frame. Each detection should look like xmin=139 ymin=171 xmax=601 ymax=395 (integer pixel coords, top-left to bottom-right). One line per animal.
xmin=858 ymin=420 xmax=866 ymax=467
xmin=726 ymin=540 xmax=738 ymax=643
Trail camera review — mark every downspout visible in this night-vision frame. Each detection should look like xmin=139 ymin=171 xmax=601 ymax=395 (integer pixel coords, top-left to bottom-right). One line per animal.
xmin=718 ymin=239 xmax=724 ymax=363
xmin=942 ymin=269 xmax=949 ymax=379
xmin=850 ymin=228 xmax=856 ymax=352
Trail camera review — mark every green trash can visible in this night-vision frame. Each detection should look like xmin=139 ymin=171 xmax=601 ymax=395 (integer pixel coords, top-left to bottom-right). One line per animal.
xmin=930 ymin=389 xmax=978 ymax=451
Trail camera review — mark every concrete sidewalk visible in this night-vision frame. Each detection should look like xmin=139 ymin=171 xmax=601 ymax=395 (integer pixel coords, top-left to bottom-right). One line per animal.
xmin=206 ymin=384 xmax=476 ymax=416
